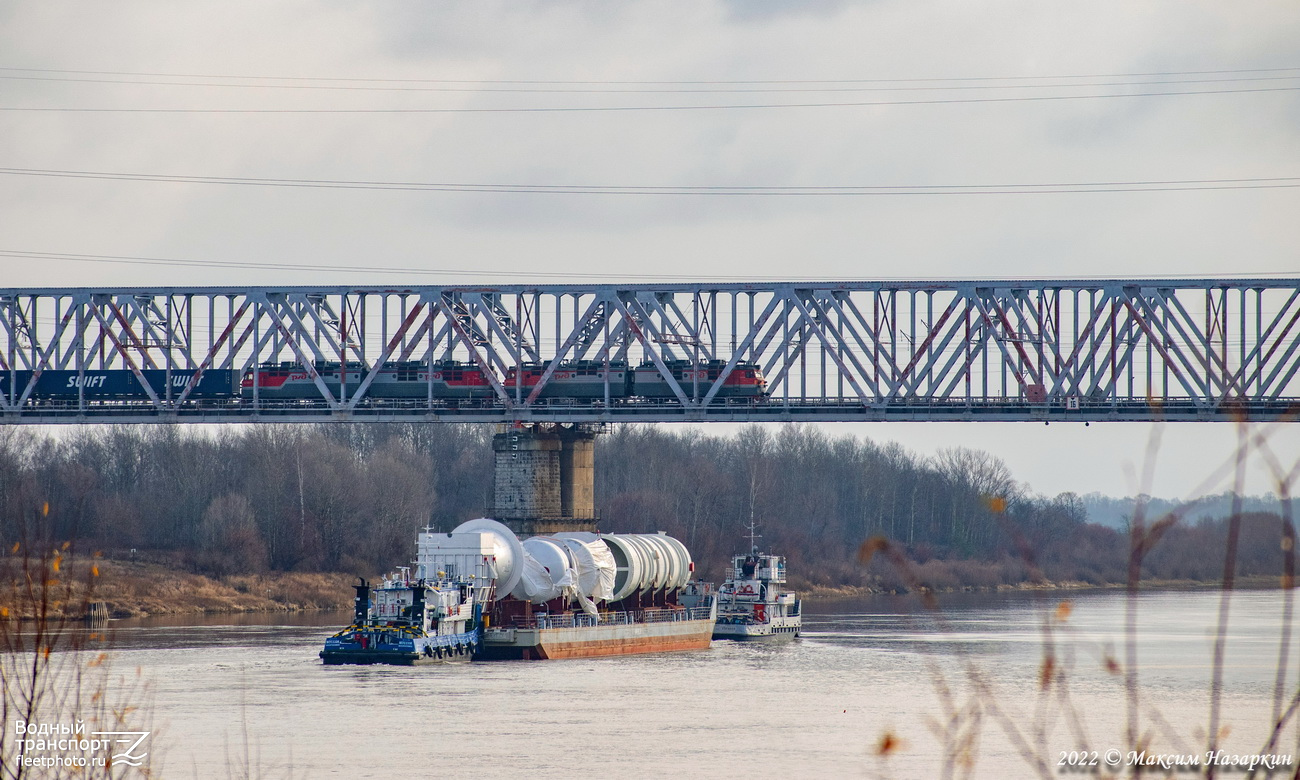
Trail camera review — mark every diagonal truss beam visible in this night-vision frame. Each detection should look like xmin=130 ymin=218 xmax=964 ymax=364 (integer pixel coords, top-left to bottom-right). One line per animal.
xmin=0 ymin=279 xmax=1295 ymax=423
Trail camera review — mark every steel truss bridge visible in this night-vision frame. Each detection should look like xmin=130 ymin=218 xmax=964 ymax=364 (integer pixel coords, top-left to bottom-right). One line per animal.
xmin=1 ymin=279 xmax=1298 ymax=424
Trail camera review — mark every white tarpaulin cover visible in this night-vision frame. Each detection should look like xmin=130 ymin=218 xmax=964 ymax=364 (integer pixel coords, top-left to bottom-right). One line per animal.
xmin=511 ymin=553 xmax=559 ymax=603
xmin=586 ymin=540 xmax=617 ymax=602
xmin=512 ymin=537 xmax=580 ymax=604
xmin=554 ymin=533 xmax=617 ymax=603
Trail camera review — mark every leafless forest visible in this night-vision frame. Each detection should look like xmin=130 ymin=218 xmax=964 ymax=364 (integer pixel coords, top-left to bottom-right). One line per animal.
xmin=0 ymin=424 xmax=1289 ymax=589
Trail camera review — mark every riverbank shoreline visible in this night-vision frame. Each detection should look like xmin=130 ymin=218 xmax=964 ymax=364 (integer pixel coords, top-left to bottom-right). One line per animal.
xmin=5 ymin=556 xmax=1289 ymax=619
xmin=0 ymin=557 xmax=357 ymax=619
xmin=798 ymin=574 xmax=1290 ymax=599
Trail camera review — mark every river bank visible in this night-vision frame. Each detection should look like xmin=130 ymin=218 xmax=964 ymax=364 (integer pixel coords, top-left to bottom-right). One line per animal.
xmin=0 ymin=556 xmax=357 ymax=619
xmin=5 ymin=555 xmax=1288 ymax=619
xmin=796 ymin=573 xmax=1290 ymax=599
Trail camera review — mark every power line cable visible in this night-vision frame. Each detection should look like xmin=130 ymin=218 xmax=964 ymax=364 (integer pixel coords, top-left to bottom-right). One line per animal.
xmin=2 ymin=64 xmax=1298 ymax=84
xmin=4 ymin=73 xmax=1299 ymax=94
xmin=0 ymin=249 xmax=791 ymax=281
xmin=4 ymin=85 xmax=1299 ymax=113
xmin=1 ymin=167 xmax=1297 ymax=195
xmin=2 ymin=250 xmax=1296 ymax=285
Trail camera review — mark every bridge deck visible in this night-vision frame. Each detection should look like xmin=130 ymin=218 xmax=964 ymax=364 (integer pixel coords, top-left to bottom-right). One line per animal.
xmin=3 ymin=279 xmax=1298 ymax=424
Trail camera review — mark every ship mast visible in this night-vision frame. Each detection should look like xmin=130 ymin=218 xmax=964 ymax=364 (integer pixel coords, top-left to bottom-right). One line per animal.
xmin=744 ymin=506 xmax=761 ymax=556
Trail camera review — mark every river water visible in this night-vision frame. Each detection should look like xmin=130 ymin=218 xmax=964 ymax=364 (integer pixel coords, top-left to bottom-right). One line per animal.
xmin=94 ymin=588 xmax=1298 ymax=778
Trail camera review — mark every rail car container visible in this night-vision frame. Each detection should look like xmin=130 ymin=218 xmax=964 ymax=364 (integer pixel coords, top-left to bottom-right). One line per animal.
xmin=631 ymin=360 xmax=768 ymax=399
xmin=240 ymin=360 xmax=495 ymax=400
xmin=501 ymin=361 xmax=631 ymax=399
xmin=0 ymin=359 xmax=767 ymax=405
xmin=0 ymin=369 xmax=239 ymax=401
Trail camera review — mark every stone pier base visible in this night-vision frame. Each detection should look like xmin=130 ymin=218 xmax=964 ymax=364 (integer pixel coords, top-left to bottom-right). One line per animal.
xmin=491 ymin=424 xmax=599 ymax=536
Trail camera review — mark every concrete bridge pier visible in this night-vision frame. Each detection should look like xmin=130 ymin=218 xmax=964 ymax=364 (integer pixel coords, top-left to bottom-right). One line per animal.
xmin=491 ymin=424 xmax=600 ymax=536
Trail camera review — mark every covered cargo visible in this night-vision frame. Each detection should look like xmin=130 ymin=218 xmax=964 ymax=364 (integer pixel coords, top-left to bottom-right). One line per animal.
xmin=420 ymin=518 xmax=527 ymax=599
xmin=600 ymin=532 xmax=693 ymax=602
xmin=513 ymin=537 xmax=576 ymax=603
xmin=420 ymin=522 xmax=692 ymax=609
xmin=552 ymin=533 xmax=616 ymax=603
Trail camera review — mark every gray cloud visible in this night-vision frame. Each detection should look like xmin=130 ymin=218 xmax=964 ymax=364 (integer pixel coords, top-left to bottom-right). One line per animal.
xmin=1 ymin=0 xmax=1297 ymax=495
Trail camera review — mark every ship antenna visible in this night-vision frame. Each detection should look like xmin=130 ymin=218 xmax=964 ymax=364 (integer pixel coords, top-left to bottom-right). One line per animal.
xmin=745 ymin=505 xmax=761 ymax=555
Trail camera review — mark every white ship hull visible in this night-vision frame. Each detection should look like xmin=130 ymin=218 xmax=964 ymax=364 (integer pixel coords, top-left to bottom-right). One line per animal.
xmin=713 ymin=614 xmax=800 ymax=640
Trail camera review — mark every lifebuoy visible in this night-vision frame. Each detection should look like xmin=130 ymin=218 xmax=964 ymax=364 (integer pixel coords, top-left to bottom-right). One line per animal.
xmin=754 ymin=604 xmax=766 ymax=622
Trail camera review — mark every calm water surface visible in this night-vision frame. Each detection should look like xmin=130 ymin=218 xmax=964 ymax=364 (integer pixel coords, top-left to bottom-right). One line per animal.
xmin=99 ymin=588 xmax=1297 ymax=779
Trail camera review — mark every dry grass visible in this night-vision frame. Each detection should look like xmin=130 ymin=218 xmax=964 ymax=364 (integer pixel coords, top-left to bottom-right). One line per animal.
xmin=0 ymin=557 xmax=355 ymax=619
xmin=1 ymin=537 xmax=157 ymax=778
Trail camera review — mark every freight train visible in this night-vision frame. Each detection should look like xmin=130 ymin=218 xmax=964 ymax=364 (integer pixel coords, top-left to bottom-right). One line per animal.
xmin=0 ymin=369 xmax=240 ymax=400
xmin=1 ymin=359 xmax=767 ymax=403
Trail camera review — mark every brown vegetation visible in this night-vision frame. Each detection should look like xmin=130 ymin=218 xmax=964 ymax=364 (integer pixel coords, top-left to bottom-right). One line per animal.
xmin=0 ymin=557 xmax=354 ymax=619
xmin=1 ymin=505 xmax=154 ymax=777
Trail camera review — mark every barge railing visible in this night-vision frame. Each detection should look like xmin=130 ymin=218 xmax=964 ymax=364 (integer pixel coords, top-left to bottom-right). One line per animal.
xmin=511 ymin=602 xmax=714 ymax=630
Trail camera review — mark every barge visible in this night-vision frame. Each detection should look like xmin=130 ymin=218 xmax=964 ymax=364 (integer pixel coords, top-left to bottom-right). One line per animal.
xmin=479 ymin=606 xmax=714 ymax=660
xmin=325 ymin=518 xmax=715 ymax=663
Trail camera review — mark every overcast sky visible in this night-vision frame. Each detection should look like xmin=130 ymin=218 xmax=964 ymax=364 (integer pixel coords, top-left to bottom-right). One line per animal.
xmin=1 ymin=1 xmax=1297 ymax=500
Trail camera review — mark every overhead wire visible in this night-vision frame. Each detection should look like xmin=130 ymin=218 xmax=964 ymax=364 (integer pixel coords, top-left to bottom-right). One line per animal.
xmin=1 ymin=249 xmax=1295 ymax=284
xmin=3 ymin=65 xmax=1295 ymax=289
xmin=0 ymin=249 xmax=796 ymax=281
xmin=1 ymin=168 xmax=1297 ymax=195
xmin=4 ymin=83 xmax=1299 ymax=113
xmin=2 ymin=64 xmax=1298 ymax=84
xmin=4 ymin=72 xmax=1300 ymax=94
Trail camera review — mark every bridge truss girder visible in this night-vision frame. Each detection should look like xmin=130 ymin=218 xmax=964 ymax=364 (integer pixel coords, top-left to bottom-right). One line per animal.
xmin=1 ymin=279 xmax=1297 ymax=424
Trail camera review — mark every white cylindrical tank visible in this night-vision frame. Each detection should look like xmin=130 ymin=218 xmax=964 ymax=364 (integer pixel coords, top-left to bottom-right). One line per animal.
xmin=618 ymin=535 xmax=657 ymax=593
xmin=435 ymin=523 xmax=694 ymax=605
xmin=655 ymin=532 xmax=693 ymax=590
xmin=601 ymin=534 xmax=648 ymax=602
xmin=639 ymin=534 xmax=681 ymax=592
xmin=547 ymin=536 xmax=598 ymax=596
xmin=449 ymin=517 xmax=525 ymax=600
xmin=599 ymin=532 xmax=693 ymax=600
xmin=514 ymin=537 xmax=575 ymax=603
xmin=555 ymin=533 xmax=617 ymax=602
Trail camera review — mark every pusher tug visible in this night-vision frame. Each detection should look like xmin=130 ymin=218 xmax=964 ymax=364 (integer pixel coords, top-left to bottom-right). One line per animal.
xmin=320 ymin=564 xmax=487 ymax=665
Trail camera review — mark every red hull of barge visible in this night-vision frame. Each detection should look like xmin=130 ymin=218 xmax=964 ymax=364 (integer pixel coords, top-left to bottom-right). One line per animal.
xmin=527 ymin=626 xmax=711 ymax=660
xmin=479 ymin=607 xmax=716 ymax=661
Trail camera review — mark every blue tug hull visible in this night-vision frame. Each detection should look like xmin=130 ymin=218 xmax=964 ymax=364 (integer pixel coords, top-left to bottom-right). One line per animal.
xmin=321 ymin=628 xmax=480 ymax=666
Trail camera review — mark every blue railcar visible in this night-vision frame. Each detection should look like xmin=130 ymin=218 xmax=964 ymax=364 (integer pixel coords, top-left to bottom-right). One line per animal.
xmin=0 ymin=369 xmax=239 ymax=401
